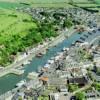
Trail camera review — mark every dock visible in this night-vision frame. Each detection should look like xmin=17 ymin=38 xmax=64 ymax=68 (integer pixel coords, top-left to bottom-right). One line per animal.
xmin=10 ymin=69 xmax=24 ymax=75
xmin=0 ymin=68 xmax=24 ymax=77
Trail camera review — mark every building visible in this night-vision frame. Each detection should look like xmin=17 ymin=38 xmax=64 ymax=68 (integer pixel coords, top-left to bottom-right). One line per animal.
xmin=68 ymin=77 xmax=88 ymax=86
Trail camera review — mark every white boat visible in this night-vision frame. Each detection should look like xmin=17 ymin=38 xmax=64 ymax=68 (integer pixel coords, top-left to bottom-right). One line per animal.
xmin=48 ymin=60 xmax=54 ymax=64
xmin=44 ymin=64 xmax=50 ymax=68
xmin=27 ymin=72 xmax=38 ymax=79
xmin=62 ymin=47 xmax=66 ymax=51
xmin=23 ymin=61 xmax=30 ymax=65
xmin=62 ymin=47 xmax=69 ymax=51
xmin=16 ymin=80 xmax=26 ymax=88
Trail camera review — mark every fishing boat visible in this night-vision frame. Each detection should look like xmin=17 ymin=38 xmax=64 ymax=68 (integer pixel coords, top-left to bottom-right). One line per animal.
xmin=88 ymin=32 xmax=92 ymax=35
xmin=84 ymin=34 xmax=88 ymax=38
xmin=36 ymin=53 xmax=43 ymax=58
xmin=98 ymin=28 xmax=100 ymax=31
xmin=62 ymin=47 xmax=66 ymax=51
xmin=27 ymin=72 xmax=38 ymax=79
xmin=92 ymin=30 xmax=96 ymax=33
xmin=36 ymin=50 xmax=46 ymax=58
xmin=23 ymin=61 xmax=30 ymax=65
xmin=80 ymin=37 xmax=85 ymax=41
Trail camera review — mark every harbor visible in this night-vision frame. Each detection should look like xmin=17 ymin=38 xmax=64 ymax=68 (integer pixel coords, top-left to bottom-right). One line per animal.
xmin=0 ymin=27 xmax=99 ymax=94
xmin=0 ymin=0 xmax=100 ymax=99
xmin=0 ymin=32 xmax=65 ymax=78
xmin=0 ymin=69 xmax=24 ymax=77
xmin=0 ymin=31 xmax=80 ymax=95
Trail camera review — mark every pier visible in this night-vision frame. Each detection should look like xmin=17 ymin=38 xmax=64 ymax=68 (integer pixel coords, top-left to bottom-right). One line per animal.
xmin=10 ymin=69 xmax=24 ymax=75
xmin=0 ymin=69 xmax=24 ymax=77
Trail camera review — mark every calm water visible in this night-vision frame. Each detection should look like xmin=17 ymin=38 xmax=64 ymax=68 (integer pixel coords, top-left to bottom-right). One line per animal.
xmin=0 ymin=32 xmax=83 ymax=94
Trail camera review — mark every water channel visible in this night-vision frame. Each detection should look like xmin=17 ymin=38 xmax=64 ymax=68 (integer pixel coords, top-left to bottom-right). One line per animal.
xmin=0 ymin=29 xmax=99 ymax=94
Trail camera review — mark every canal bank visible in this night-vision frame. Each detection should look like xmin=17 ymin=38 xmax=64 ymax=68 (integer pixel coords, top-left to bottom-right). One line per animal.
xmin=0 ymin=29 xmax=82 ymax=95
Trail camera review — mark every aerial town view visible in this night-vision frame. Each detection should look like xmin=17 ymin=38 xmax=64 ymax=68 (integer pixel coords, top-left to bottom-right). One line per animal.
xmin=0 ymin=0 xmax=100 ymax=100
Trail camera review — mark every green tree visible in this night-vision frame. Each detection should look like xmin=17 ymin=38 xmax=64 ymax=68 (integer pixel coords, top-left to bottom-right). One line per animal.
xmin=68 ymin=84 xmax=79 ymax=92
xmin=75 ymin=92 xmax=85 ymax=100
xmin=63 ymin=18 xmax=73 ymax=28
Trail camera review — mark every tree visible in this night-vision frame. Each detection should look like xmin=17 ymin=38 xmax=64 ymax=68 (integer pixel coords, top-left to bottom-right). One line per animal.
xmin=63 ymin=18 xmax=73 ymax=28
xmin=68 ymin=84 xmax=79 ymax=92
xmin=75 ymin=92 xmax=85 ymax=100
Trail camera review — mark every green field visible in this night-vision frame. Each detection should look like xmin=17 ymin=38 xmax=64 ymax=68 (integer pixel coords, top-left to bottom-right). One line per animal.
xmin=75 ymin=4 xmax=98 ymax=8
xmin=95 ymin=0 xmax=100 ymax=4
xmin=0 ymin=9 xmax=36 ymax=39
xmin=0 ymin=1 xmax=29 ymax=9
xmin=0 ymin=0 xmax=99 ymax=8
xmin=0 ymin=9 xmax=38 ymax=66
xmin=0 ymin=0 xmax=95 ymax=8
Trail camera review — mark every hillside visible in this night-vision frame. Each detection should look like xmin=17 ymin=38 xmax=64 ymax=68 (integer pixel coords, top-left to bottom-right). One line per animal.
xmin=0 ymin=9 xmax=38 ymax=66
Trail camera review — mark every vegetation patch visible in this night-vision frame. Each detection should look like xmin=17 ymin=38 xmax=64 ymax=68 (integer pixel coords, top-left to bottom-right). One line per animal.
xmin=92 ymin=82 xmax=100 ymax=91
xmin=75 ymin=92 xmax=85 ymax=100
xmin=68 ymin=84 xmax=79 ymax=92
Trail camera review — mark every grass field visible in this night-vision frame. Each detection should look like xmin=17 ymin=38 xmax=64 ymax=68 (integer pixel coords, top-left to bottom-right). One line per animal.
xmin=0 ymin=8 xmax=38 ymax=66
xmin=0 ymin=0 xmax=99 ymax=8
xmin=75 ymin=4 xmax=98 ymax=8
xmin=0 ymin=0 xmax=99 ymax=9
xmin=0 ymin=1 xmax=29 ymax=9
xmin=95 ymin=0 xmax=100 ymax=4
xmin=0 ymin=9 xmax=37 ymax=42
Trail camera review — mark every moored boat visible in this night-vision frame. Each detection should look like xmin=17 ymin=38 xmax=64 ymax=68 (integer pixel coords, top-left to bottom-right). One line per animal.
xmin=15 ymin=80 xmax=26 ymax=88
